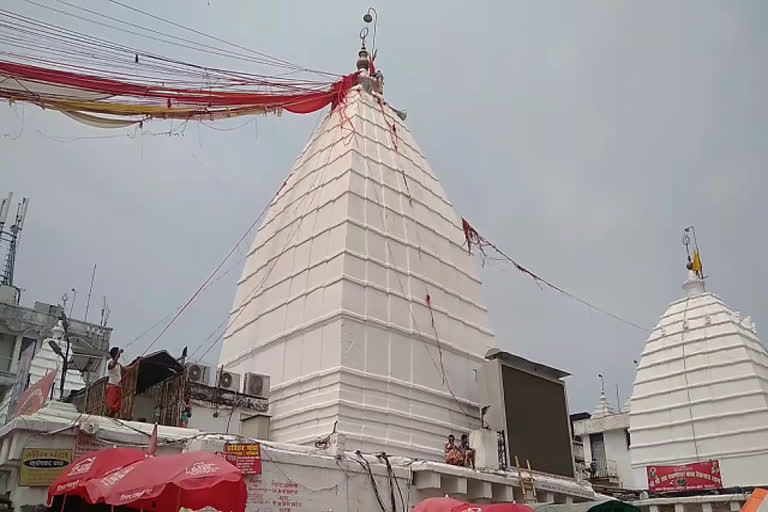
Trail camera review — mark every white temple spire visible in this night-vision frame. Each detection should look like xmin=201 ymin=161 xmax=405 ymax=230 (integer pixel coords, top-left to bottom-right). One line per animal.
xmin=592 ymin=374 xmax=616 ymax=418
xmin=682 ymin=269 xmax=706 ymax=297
xmin=630 ymin=235 xmax=768 ymax=488
xmin=219 ymin=64 xmax=496 ymax=460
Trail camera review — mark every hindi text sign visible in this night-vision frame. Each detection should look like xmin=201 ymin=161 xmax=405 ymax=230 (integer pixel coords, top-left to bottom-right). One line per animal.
xmin=19 ymin=448 xmax=72 ymax=486
xmin=647 ymin=460 xmax=723 ymax=492
xmin=223 ymin=442 xmax=262 ymax=475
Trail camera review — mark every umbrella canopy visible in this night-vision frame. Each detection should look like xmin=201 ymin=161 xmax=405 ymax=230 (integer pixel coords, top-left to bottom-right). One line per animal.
xmin=530 ymin=499 xmax=639 ymax=512
xmin=47 ymin=447 xmax=148 ymax=505
xmin=415 ymin=497 xmax=535 ymax=512
xmin=86 ymin=450 xmax=246 ymax=512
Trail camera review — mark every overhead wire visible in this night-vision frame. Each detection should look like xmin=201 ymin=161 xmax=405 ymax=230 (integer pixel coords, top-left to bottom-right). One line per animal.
xmin=463 ymin=223 xmax=650 ymax=333
xmin=50 ymin=0 xmax=302 ymax=70
xmin=104 ymin=0 xmax=340 ymax=78
xmin=0 ymin=8 xmax=353 ymax=126
xmin=0 ymin=5 xmax=341 ymax=105
xmin=18 ymin=0 xmax=307 ymax=72
xmin=138 ymin=185 xmax=280 ymax=356
xmin=190 ymin=109 xmax=338 ymax=365
xmin=186 ymin=124 xmax=327 ymax=362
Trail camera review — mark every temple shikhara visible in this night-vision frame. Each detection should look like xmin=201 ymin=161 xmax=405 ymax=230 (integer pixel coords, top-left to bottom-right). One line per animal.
xmin=630 ymin=266 xmax=768 ymax=487
xmin=217 ymin=61 xmax=497 ymax=459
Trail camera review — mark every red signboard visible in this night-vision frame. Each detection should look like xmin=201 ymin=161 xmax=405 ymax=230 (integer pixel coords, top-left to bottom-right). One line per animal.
xmin=222 ymin=443 xmax=262 ymax=475
xmin=647 ymin=460 xmax=723 ymax=492
xmin=13 ymin=369 xmax=57 ymax=419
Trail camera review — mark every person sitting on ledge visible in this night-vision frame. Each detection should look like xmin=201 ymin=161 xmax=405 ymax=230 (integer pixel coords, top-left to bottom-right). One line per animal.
xmin=444 ymin=434 xmax=464 ymax=466
xmin=460 ymin=434 xmax=476 ymax=469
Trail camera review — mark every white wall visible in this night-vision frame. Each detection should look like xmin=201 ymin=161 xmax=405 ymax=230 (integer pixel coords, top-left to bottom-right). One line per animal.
xmin=187 ymin=400 xmax=252 ymax=436
xmin=579 ymin=428 xmax=634 ymax=488
xmin=604 ymin=429 xmax=633 ymax=488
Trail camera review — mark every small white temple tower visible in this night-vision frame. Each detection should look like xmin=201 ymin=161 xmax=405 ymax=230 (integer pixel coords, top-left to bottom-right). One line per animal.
xmin=219 ymin=48 xmax=496 ymax=459
xmin=630 ymin=236 xmax=768 ymax=487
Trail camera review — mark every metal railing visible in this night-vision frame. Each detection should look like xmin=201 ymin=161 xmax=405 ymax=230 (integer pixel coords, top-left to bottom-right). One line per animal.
xmin=497 ymin=430 xmax=507 ymax=470
xmin=587 ymin=459 xmax=618 ymax=479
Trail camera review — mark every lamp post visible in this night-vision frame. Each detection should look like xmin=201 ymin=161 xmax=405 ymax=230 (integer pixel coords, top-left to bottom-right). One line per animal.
xmin=46 ymin=314 xmax=72 ymax=399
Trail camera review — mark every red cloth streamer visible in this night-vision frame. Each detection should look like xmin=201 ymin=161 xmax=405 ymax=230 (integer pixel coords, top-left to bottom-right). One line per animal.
xmin=333 ymin=73 xmax=360 ymax=134
xmin=0 ymin=60 xmax=358 ymax=115
xmin=369 ymin=50 xmax=378 ymax=75
xmin=462 ymin=218 xmax=481 ymax=254
xmin=425 ymin=293 xmax=436 ymax=328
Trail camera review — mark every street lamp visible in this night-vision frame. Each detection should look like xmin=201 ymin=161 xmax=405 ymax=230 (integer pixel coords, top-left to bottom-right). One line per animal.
xmin=45 ymin=315 xmax=71 ymax=399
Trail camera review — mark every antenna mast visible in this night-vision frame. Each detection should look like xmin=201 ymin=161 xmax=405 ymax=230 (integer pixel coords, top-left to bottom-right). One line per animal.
xmin=100 ymin=296 xmax=111 ymax=327
xmin=0 ymin=193 xmax=29 ymax=286
xmin=85 ymin=264 xmax=96 ymax=322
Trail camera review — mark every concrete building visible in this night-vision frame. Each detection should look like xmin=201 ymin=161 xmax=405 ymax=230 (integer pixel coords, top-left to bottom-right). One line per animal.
xmin=0 ymin=400 xmax=596 ymax=511
xmin=572 ymin=396 xmax=633 ymax=489
xmin=0 ymin=291 xmax=111 ymax=422
xmin=218 ymin=72 xmax=496 ymax=460
xmin=630 ymin=269 xmax=768 ymax=489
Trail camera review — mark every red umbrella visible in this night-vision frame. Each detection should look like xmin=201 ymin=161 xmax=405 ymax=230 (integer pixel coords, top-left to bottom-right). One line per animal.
xmin=415 ymin=497 xmax=535 ymax=512
xmin=47 ymin=447 xmax=148 ymax=505
xmin=86 ymin=450 xmax=246 ymax=512
xmin=454 ymin=503 xmax=536 ymax=512
xmin=415 ymin=497 xmax=466 ymax=512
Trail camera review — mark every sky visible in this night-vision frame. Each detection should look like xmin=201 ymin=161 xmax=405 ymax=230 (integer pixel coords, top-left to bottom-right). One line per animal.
xmin=1 ymin=0 xmax=766 ymax=414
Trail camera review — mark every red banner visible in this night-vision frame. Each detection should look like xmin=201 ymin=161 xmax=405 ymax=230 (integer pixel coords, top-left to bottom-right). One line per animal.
xmin=647 ymin=460 xmax=723 ymax=492
xmin=13 ymin=369 xmax=57 ymax=419
xmin=221 ymin=442 xmax=262 ymax=475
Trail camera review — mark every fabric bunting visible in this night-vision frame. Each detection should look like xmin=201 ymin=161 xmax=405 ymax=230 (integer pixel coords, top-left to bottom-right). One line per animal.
xmin=0 ymin=60 xmax=359 ymax=125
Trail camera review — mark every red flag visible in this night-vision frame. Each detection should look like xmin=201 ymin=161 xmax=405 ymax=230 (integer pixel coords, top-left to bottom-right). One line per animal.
xmin=14 ymin=369 xmax=57 ymax=418
xmin=148 ymin=423 xmax=158 ymax=455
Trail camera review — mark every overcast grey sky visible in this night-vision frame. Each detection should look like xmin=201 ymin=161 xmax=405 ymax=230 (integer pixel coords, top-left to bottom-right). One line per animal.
xmin=2 ymin=0 xmax=766 ymax=413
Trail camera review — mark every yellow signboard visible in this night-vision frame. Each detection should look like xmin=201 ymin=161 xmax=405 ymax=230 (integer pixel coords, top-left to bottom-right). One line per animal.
xmin=19 ymin=448 xmax=72 ymax=487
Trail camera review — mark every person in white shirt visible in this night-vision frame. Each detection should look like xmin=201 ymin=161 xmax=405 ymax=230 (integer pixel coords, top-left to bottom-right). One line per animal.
xmin=105 ymin=347 xmax=125 ymax=417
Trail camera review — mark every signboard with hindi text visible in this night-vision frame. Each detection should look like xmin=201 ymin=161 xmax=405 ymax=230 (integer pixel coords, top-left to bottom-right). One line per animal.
xmin=647 ymin=460 xmax=723 ymax=492
xmin=19 ymin=448 xmax=72 ymax=486
xmin=223 ymin=442 xmax=262 ymax=475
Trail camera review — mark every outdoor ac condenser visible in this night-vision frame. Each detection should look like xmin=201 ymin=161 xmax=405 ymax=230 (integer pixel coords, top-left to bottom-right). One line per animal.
xmin=243 ymin=372 xmax=270 ymax=399
xmin=216 ymin=369 xmax=241 ymax=392
xmin=187 ymin=363 xmax=211 ymax=386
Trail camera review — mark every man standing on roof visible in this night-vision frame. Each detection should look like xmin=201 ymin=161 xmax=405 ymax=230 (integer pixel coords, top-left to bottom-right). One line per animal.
xmin=105 ymin=347 xmax=125 ymax=417
xmin=105 ymin=347 xmax=139 ymax=417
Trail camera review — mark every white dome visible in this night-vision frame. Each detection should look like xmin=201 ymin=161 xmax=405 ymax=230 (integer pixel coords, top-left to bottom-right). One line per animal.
xmin=629 ymin=273 xmax=768 ymax=487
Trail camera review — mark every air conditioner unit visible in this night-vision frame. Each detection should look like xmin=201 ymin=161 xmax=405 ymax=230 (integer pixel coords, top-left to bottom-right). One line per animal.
xmin=216 ymin=369 xmax=241 ymax=392
xmin=243 ymin=372 xmax=270 ymax=399
xmin=187 ymin=364 xmax=211 ymax=385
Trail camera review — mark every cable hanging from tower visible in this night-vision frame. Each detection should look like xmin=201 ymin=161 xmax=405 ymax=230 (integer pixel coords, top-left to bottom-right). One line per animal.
xmin=461 ymin=218 xmax=650 ymax=333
